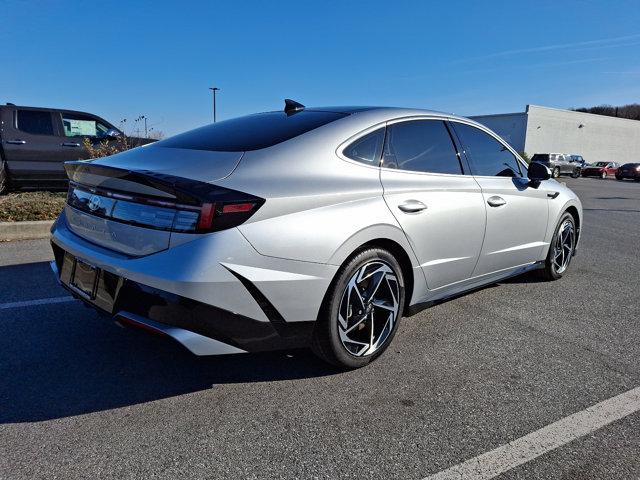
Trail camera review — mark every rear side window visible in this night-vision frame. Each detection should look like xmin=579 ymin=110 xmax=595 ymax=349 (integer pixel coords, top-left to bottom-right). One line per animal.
xmin=382 ymin=120 xmax=462 ymax=174
xmin=343 ymin=128 xmax=385 ymax=165
xmin=453 ymin=123 xmax=522 ymax=177
xmin=61 ymin=112 xmax=111 ymax=138
xmin=16 ymin=110 xmax=54 ymax=135
xmin=159 ymin=111 xmax=348 ymax=152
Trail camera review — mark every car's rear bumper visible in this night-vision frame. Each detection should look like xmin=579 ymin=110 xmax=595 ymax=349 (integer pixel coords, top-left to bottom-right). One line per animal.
xmin=50 ymin=210 xmax=337 ymax=354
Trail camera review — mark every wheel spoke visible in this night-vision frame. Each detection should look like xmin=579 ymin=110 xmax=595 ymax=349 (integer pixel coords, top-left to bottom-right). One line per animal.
xmin=337 ymin=261 xmax=399 ymax=358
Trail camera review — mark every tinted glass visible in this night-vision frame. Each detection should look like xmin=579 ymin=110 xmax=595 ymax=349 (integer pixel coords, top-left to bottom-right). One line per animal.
xmin=383 ymin=120 xmax=462 ymax=174
xmin=17 ymin=110 xmax=54 ymax=135
xmin=343 ymin=128 xmax=385 ymax=165
xmin=159 ymin=111 xmax=348 ymax=152
xmin=453 ymin=123 xmax=522 ymax=177
xmin=531 ymin=154 xmax=550 ymax=162
xmin=62 ymin=112 xmax=110 ymax=138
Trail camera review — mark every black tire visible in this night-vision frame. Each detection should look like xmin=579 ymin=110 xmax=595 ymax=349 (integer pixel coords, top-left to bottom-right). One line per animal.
xmin=0 ymin=161 xmax=8 ymax=195
xmin=616 ymin=174 xmax=623 ymax=181
xmin=311 ymin=248 xmax=405 ymax=369
xmin=571 ymin=168 xmax=581 ymax=178
xmin=538 ymin=212 xmax=576 ymax=281
xmin=552 ymin=167 xmax=560 ymax=178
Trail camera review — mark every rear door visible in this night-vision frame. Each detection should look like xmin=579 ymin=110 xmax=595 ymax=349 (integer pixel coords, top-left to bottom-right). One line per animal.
xmin=1 ymin=108 xmax=68 ymax=183
xmin=380 ymin=118 xmax=486 ymax=290
xmin=450 ymin=121 xmax=549 ymax=276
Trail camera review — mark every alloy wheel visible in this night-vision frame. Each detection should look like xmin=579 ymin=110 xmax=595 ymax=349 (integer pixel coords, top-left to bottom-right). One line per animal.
xmin=552 ymin=220 xmax=575 ymax=274
xmin=337 ymin=261 xmax=400 ymax=357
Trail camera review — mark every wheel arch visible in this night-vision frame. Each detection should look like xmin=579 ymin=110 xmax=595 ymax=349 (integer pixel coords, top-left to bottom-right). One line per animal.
xmin=565 ymin=205 xmax=581 ymax=250
xmin=328 ymin=233 xmax=425 ymax=316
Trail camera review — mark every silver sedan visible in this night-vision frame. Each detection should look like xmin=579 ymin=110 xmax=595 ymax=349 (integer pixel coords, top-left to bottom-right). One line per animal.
xmin=50 ymin=100 xmax=582 ymax=368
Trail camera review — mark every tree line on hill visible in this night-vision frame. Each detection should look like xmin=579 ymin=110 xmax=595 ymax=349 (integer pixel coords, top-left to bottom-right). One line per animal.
xmin=572 ymin=103 xmax=640 ymax=121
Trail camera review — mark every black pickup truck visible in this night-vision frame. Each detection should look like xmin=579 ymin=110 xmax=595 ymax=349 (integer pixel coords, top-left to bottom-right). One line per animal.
xmin=0 ymin=104 xmax=155 ymax=193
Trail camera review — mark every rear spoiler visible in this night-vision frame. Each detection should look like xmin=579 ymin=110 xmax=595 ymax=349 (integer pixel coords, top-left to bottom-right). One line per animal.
xmin=64 ymin=161 xmax=250 ymax=205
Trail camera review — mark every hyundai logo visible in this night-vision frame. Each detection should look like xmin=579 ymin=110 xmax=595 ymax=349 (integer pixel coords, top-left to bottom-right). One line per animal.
xmin=88 ymin=195 xmax=102 ymax=212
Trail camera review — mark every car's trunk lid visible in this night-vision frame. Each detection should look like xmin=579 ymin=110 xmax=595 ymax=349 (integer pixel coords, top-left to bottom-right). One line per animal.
xmin=62 ymin=146 xmax=244 ymax=256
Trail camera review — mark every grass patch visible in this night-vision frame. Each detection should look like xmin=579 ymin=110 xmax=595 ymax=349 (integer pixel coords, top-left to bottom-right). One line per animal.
xmin=0 ymin=191 xmax=66 ymax=222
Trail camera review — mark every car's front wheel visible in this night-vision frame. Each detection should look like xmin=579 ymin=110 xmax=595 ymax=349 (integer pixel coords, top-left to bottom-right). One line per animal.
xmin=311 ymin=248 xmax=404 ymax=368
xmin=601 ymin=171 xmax=607 ymax=179
xmin=552 ymin=167 xmax=560 ymax=178
xmin=539 ymin=212 xmax=576 ymax=281
xmin=571 ymin=168 xmax=581 ymax=178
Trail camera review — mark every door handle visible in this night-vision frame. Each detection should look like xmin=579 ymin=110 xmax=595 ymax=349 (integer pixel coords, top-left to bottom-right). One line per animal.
xmin=398 ymin=200 xmax=428 ymax=213
xmin=6 ymin=140 xmax=26 ymax=145
xmin=487 ymin=196 xmax=506 ymax=207
xmin=61 ymin=142 xmax=81 ymax=147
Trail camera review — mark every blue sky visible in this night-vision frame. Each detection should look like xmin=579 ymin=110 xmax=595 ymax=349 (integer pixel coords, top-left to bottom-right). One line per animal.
xmin=2 ymin=0 xmax=640 ymax=136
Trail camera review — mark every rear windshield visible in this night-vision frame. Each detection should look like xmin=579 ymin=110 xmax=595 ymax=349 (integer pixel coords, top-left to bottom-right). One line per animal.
xmin=531 ymin=154 xmax=550 ymax=162
xmin=159 ymin=111 xmax=349 ymax=152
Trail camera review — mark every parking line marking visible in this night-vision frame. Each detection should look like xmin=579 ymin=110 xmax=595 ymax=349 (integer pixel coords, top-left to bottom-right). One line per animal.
xmin=423 ymin=386 xmax=640 ymax=480
xmin=0 ymin=296 xmax=75 ymax=310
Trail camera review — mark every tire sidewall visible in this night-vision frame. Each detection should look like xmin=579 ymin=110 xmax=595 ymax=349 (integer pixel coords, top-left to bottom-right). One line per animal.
xmin=318 ymin=248 xmax=405 ymax=368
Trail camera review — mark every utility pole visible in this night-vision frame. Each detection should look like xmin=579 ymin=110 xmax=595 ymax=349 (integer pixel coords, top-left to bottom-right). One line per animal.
xmin=209 ymin=87 xmax=220 ymax=122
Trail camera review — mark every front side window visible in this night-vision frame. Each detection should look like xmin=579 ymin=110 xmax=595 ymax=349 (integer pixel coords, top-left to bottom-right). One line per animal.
xmin=343 ymin=128 xmax=385 ymax=165
xmin=453 ymin=123 xmax=522 ymax=177
xmin=61 ymin=113 xmax=110 ymax=138
xmin=16 ymin=110 xmax=54 ymax=135
xmin=382 ymin=120 xmax=462 ymax=175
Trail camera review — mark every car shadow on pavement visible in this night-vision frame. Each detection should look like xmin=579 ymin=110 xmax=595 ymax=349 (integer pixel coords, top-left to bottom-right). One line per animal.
xmin=0 ymin=262 xmax=340 ymax=423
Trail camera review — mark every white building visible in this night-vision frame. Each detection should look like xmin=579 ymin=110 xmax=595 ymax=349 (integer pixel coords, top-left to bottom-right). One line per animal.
xmin=471 ymin=104 xmax=640 ymax=164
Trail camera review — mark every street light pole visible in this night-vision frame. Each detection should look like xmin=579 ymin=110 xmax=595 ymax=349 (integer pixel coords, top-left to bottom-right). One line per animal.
xmin=209 ymin=87 xmax=220 ymax=122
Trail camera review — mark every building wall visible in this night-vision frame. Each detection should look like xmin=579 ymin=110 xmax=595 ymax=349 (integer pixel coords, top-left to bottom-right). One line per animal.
xmin=469 ymin=112 xmax=527 ymax=152
xmin=524 ymin=105 xmax=640 ymax=164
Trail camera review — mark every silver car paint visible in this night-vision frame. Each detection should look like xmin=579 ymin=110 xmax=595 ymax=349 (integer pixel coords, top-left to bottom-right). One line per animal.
xmin=52 ymin=107 xmax=583 ymax=354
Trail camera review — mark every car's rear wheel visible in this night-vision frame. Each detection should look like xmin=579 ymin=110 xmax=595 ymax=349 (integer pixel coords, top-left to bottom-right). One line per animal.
xmin=616 ymin=173 xmax=623 ymax=181
xmin=552 ymin=167 xmax=560 ymax=178
xmin=311 ymin=248 xmax=404 ymax=368
xmin=538 ymin=212 xmax=576 ymax=281
xmin=0 ymin=162 xmax=8 ymax=195
xmin=571 ymin=168 xmax=581 ymax=178
xmin=601 ymin=171 xmax=607 ymax=179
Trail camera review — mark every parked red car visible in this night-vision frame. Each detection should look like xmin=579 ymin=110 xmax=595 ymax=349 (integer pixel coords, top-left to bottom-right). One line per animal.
xmin=581 ymin=162 xmax=619 ymax=179
xmin=616 ymin=163 xmax=640 ymax=181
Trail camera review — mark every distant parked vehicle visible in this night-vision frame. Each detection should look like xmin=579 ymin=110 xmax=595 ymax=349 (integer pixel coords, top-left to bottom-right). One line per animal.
xmin=581 ymin=161 xmax=619 ymax=179
xmin=615 ymin=163 xmax=640 ymax=182
xmin=531 ymin=153 xmax=581 ymax=178
xmin=0 ymin=104 xmax=156 ymax=194
xmin=570 ymin=155 xmax=588 ymax=169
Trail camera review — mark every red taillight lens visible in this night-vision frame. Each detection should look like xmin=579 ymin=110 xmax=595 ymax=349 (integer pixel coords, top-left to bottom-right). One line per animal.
xmin=222 ymin=202 xmax=255 ymax=214
xmin=195 ymin=201 xmax=260 ymax=233
xmin=197 ymin=203 xmax=216 ymax=230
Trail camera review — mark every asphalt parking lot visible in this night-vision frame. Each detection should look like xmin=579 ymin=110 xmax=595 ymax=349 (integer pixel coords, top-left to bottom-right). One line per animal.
xmin=1 ymin=177 xmax=639 ymax=480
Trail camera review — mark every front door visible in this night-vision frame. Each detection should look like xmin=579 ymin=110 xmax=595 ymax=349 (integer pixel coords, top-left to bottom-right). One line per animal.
xmin=450 ymin=121 xmax=549 ymax=276
xmin=1 ymin=108 xmax=69 ymax=183
xmin=380 ymin=119 xmax=486 ymax=290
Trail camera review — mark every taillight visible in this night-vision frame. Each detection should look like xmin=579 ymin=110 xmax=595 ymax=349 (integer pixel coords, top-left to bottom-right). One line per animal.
xmin=195 ymin=201 xmax=260 ymax=232
xmin=66 ymin=182 xmax=263 ymax=234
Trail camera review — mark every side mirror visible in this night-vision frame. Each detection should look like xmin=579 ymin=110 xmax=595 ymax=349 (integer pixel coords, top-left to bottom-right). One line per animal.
xmin=104 ymin=129 xmax=121 ymax=139
xmin=527 ymin=161 xmax=551 ymax=187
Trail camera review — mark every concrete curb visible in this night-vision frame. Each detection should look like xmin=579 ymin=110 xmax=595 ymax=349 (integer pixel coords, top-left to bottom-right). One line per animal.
xmin=0 ymin=220 xmax=54 ymax=241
